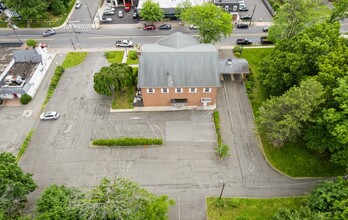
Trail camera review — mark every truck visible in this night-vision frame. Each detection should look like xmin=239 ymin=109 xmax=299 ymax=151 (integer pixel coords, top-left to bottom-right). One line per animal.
xmin=236 ymin=38 xmax=252 ymax=45
xmin=260 ymin=36 xmax=273 ymax=44
xmin=115 ymin=40 xmax=133 ymax=47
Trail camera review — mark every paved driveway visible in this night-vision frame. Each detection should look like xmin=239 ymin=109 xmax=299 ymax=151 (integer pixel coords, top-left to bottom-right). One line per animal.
xmin=20 ymin=51 xmax=317 ymax=220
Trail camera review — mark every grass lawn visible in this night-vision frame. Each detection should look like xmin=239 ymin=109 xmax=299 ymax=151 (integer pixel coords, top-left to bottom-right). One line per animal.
xmin=62 ymin=52 xmax=88 ymax=69
xmin=106 ymin=51 xmax=124 ymax=63
xmin=112 ymin=89 xmax=134 ymax=109
xmin=241 ymin=48 xmax=346 ymax=177
xmin=207 ymin=197 xmax=307 ymax=220
xmin=126 ymin=50 xmax=139 ymax=65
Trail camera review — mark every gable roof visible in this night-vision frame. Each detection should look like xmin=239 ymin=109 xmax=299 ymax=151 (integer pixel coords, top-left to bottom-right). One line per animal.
xmin=138 ymin=32 xmax=220 ymax=88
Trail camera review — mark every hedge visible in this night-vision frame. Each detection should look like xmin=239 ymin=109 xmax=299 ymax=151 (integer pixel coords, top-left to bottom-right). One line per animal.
xmin=42 ymin=65 xmax=65 ymax=109
xmin=92 ymin=138 xmax=163 ymax=147
xmin=213 ymin=110 xmax=230 ymax=160
xmin=16 ymin=129 xmax=34 ymax=163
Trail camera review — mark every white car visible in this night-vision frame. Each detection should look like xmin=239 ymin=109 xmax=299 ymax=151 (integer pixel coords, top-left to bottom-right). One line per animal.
xmin=189 ymin=24 xmax=199 ymax=30
xmin=105 ymin=6 xmax=115 ymax=12
xmin=75 ymin=1 xmax=81 ymax=9
xmin=118 ymin=10 xmax=123 ymax=18
xmin=40 ymin=111 xmax=60 ymax=120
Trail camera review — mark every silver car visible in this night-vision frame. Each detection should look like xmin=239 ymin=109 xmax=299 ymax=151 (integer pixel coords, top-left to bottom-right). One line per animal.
xmin=40 ymin=111 xmax=60 ymax=120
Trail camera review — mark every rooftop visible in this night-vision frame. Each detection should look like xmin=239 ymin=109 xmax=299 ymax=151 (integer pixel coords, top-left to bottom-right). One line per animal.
xmin=0 ymin=43 xmax=22 ymax=74
xmin=0 ymin=62 xmax=38 ymax=87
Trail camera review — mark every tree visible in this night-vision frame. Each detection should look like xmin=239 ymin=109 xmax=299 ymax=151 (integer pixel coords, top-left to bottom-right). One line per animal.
xmin=93 ymin=63 xmax=134 ymax=97
xmin=257 ymin=78 xmax=324 ymax=147
xmin=180 ymin=3 xmax=232 ymax=43
xmin=4 ymin=0 xmax=48 ymax=27
xmin=271 ymin=206 xmax=326 ymax=220
xmin=139 ymin=0 xmax=164 ymax=23
xmin=175 ymin=0 xmax=192 ymax=18
xmin=329 ymin=0 xmax=348 ymax=22
xmin=26 ymin=39 xmax=37 ymax=47
xmin=0 ymin=152 xmax=37 ymax=219
xmin=36 ymin=178 xmax=175 ymax=220
xmin=308 ymin=177 xmax=348 ymax=217
xmin=50 ymin=0 xmax=66 ymax=15
xmin=35 ymin=185 xmax=81 ymax=219
xmin=268 ymin=0 xmax=316 ymax=42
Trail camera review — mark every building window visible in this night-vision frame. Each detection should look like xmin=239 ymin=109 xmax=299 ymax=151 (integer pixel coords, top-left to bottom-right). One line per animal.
xmin=189 ymin=88 xmax=197 ymax=93
xmin=147 ymin=88 xmax=155 ymax=93
xmin=161 ymin=88 xmax=169 ymax=93
xmin=201 ymin=98 xmax=212 ymax=103
xmin=203 ymin=88 xmax=211 ymax=93
xmin=175 ymin=88 xmax=183 ymax=93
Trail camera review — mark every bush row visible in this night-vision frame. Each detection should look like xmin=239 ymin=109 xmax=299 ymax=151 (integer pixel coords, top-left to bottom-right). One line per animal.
xmin=42 ymin=66 xmax=65 ymax=109
xmin=16 ymin=129 xmax=34 ymax=163
xmin=213 ymin=110 xmax=230 ymax=160
xmin=92 ymin=138 xmax=163 ymax=147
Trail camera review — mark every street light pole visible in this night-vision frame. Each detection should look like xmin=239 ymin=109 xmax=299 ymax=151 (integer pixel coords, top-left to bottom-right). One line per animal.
xmin=219 ymin=180 xmax=225 ymax=199
xmin=11 ymin=25 xmax=22 ymax=43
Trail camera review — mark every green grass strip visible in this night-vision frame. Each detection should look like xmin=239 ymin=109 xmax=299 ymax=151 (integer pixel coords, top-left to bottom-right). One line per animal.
xmin=42 ymin=66 xmax=65 ymax=110
xmin=16 ymin=129 xmax=34 ymax=163
xmin=62 ymin=52 xmax=88 ymax=69
xmin=92 ymin=138 xmax=163 ymax=147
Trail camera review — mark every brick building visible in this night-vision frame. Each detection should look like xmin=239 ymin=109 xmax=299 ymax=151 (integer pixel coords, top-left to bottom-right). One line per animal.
xmin=137 ymin=32 xmax=220 ymax=109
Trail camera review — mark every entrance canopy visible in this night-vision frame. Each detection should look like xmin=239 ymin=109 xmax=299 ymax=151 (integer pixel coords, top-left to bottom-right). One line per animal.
xmin=219 ymin=58 xmax=250 ymax=75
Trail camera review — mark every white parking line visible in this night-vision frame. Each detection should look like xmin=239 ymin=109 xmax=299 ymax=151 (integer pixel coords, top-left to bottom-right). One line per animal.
xmin=104 ymin=124 xmax=110 ymax=139
xmin=115 ymin=124 xmax=121 ymax=136
xmin=127 ymin=124 xmax=133 ymax=137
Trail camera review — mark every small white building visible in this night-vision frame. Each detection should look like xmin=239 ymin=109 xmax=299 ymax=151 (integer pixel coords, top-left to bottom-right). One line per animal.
xmin=0 ymin=44 xmax=53 ymax=100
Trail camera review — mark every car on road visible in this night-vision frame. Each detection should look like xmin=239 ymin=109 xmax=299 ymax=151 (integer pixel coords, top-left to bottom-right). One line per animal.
xmin=75 ymin=1 xmax=81 ymax=9
xmin=40 ymin=111 xmax=60 ymax=120
xmin=239 ymin=6 xmax=248 ymax=11
xmin=159 ymin=24 xmax=171 ymax=30
xmin=237 ymin=23 xmax=248 ymax=29
xmin=260 ymin=36 xmax=273 ymax=44
xmin=103 ymin=9 xmax=115 ymax=15
xmin=115 ymin=39 xmax=133 ymax=47
xmin=263 ymin=26 xmax=269 ymax=32
xmin=118 ymin=10 xmax=123 ymax=17
xmin=100 ymin=16 xmax=112 ymax=23
xmin=189 ymin=24 xmax=199 ymax=30
xmin=42 ymin=29 xmax=55 ymax=37
xmin=240 ymin=15 xmax=252 ymax=20
xmin=125 ymin=3 xmax=131 ymax=12
xmin=144 ymin=24 xmax=156 ymax=30
xmin=236 ymin=38 xmax=252 ymax=45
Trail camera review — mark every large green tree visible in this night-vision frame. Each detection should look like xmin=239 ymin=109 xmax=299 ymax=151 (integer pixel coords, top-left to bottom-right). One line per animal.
xmin=139 ymin=0 xmax=164 ymax=23
xmin=268 ymin=0 xmax=315 ymax=42
xmin=0 ymin=152 xmax=37 ymax=219
xmin=93 ymin=63 xmax=134 ymax=97
xmin=257 ymin=78 xmax=324 ymax=147
xmin=329 ymin=0 xmax=348 ymax=22
xmin=5 ymin=0 xmax=48 ymax=27
xmin=36 ymin=178 xmax=175 ymax=220
xmin=180 ymin=2 xmax=232 ymax=43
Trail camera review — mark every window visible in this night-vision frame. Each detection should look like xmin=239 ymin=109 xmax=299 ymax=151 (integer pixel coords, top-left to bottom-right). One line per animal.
xmin=161 ymin=88 xmax=169 ymax=93
xmin=189 ymin=88 xmax=197 ymax=93
xmin=175 ymin=88 xmax=183 ymax=93
xmin=201 ymin=98 xmax=212 ymax=103
xmin=147 ymin=88 xmax=155 ymax=93
xmin=203 ymin=88 xmax=211 ymax=93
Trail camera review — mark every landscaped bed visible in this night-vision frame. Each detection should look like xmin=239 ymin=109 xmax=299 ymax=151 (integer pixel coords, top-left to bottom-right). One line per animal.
xmin=105 ymin=51 xmax=124 ymax=63
xmin=241 ymin=48 xmax=346 ymax=177
xmin=92 ymin=138 xmax=163 ymax=147
xmin=112 ymin=89 xmax=134 ymax=109
xmin=206 ymin=197 xmax=307 ymax=220
xmin=62 ymin=52 xmax=88 ymax=69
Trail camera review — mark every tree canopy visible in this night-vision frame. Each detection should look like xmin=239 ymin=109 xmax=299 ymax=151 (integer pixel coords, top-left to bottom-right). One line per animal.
xmin=35 ymin=178 xmax=175 ymax=220
xmin=139 ymin=0 xmax=164 ymax=23
xmin=93 ymin=63 xmax=134 ymax=97
xmin=0 ymin=152 xmax=37 ymax=219
xmin=329 ymin=0 xmax=348 ymax=22
xmin=180 ymin=2 xmax=232 ymax=43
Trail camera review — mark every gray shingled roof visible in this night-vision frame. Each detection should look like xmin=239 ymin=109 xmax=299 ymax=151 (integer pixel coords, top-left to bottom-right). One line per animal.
xmin=138 ymin=32 xmax=220 ymax=88
xmin=219 ymin=59 xmax=250 ymax=74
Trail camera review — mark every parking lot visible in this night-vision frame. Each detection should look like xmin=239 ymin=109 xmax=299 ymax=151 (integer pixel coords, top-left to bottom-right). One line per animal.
xmin=102 ymin=6 xmax=138 ymax=24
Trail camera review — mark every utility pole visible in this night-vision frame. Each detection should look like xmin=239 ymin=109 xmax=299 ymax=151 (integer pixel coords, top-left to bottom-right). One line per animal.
xmin=69 ymin=20 xmax=81 ymax=49
xmin=11 ymin=24 xmax=22 ymax=43
xmin=249 ymin=4 xmax=256 ymax=27
xmin=219 ymin=180 xmax=225 ymax=199
xmin=70 ymin=39 xmax=76 ymax=50
xmin=85 ymin=0 xmax=94 ymax=25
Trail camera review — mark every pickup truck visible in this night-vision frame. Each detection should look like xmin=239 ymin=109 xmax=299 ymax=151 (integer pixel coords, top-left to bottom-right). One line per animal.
xmin=236 ymin=38 xmax=252 ymax=45
xmin=115 ymin=40 xmax=133 ymax=47
xmin=260 ymin=36 xmax=273 ymax=44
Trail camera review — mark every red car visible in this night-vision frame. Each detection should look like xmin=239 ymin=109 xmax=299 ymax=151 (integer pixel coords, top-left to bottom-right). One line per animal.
xmin=144 ymin=25 xmax=156 ymax=30
xmin=125 ymin=3 xmax=131 ymax=12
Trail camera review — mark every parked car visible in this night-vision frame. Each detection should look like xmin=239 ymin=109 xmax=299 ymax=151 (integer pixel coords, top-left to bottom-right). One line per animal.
xmin=239 ymin=6 xmax=249 ymax=11
xmin=237 ymin=23 xmax=248 ymax=29
xmin=75 ymin=1 xmax=81 ymax=9
xmin=103 ymin=9 xmax=115 ymax=15
xmin=42 ymin=29 xmax=55 ymax=37
xmin=125 ymin=3 xmax=131 ymax=12
xmin=159 ymin=24 xmax=171 ymax=30
xmin=132 ymin=12 xmax=137 ymax=18
xmin=240 ymin=15 xmax=252 ymax=20
xmin=118 ymin=10 xmax=123 ymax=17
xmin=236 ymin=38 xmax=252 ymax=45
xmin=144 ymin=24 xmax=156 ymax=30
xmin=263 ymin=26 xmax=269 ymax=32
xmin=260 ymin=36 xmax=273 ymax=44
xmin=105 ymin=6 xmax=115 ymax=12
xmin=100 ymin=16 xmax=112 ymax=23
xmin=189 ymin=24 xmax=199 ymax=30
xmin=115 ymin=40 xmax=133 ymax=47
xmin=40 ymin=111 xmax=60 ymax=120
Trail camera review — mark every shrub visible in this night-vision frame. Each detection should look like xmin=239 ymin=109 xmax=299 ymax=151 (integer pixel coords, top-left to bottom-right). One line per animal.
xmin=42 ymin=66 xmax=65 ymax=109
xmin=129 ymin=51 xmax=138 ymax=60
xmin=104 ymin=51 xmax=110 ymax=58
xmin=26 ymin=39 xmax=37 ymax=47
xmin=16 ymin=129 xmax=34 ymax=162
xmin=227 ymin=198 xmax=240 ymax=208
xmin=92 ymin=138 xmax=163 ymax=147
xmin=234 ymin=52 xmax=241 ymax=57
xmin=20 ymin=94 xmax=32 ymax=105
xmin=234 ymin=45 xmax=242 ymax=53
xmin=216 ymin=144 xmax=230 ymax=160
